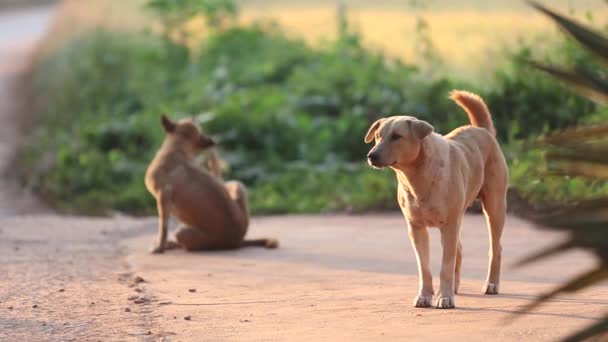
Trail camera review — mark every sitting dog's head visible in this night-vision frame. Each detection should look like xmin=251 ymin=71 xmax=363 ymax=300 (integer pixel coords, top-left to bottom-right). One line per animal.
xmin=364 ymin=116 xmax=434 ymax=168
xmin=160 ymin=114 xmax=215 ymax=154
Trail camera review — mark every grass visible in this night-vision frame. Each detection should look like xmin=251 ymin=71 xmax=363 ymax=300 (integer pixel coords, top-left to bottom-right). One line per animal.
xmin=42 ymin=0 xmax=606 ymax=81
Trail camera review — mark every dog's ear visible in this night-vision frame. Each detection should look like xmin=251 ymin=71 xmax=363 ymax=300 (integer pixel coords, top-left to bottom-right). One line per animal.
xmin=410 ymin=120 xmax=434 ymax=140
xmin=364 ymin=118 xmax=386 ymax=143
xmin=161 ymin=114 xmax=176 ymax=133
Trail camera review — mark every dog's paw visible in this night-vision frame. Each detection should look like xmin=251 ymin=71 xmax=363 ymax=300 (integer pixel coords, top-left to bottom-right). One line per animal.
xmin=150 ymin=245 xmax=165 ymax=254
xmin=265 ymin=238 xmax=279 ymax=249
xmin=482 ymin=283 xmax=499 ymax=295
xmin=164 ymin=240 xmax=181 ymax=250
xmin=413 ymin=295 xmax=433 ymax=308
xmin=435 ymin=295 xmax=455 ymax=309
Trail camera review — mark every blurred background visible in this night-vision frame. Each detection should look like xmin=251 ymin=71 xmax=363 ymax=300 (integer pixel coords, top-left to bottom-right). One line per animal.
xmin=3 ymin=0 xmax=607 ymax=216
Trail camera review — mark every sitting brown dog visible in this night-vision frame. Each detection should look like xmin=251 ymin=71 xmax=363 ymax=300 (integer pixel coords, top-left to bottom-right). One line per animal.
xmin=365 ymin=90 xmax=508 ymax=309
xmin=145 ymin=115 xmax=278 ymax=253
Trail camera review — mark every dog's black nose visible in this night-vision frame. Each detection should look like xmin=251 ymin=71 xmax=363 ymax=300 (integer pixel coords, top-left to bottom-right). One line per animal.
xmin=367 ymin=151 xmax=379 ymax=163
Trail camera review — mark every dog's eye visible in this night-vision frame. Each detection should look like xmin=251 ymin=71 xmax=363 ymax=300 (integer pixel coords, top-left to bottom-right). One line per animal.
xmin=391 ymin=133 xmax=401 ymax=141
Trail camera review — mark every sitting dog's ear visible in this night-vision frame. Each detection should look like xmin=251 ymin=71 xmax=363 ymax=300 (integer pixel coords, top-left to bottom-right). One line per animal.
xmin=161 ymin=114 xmax=176 ymax=133
xmin=410 ymin=120 xmax=434 ymax=140
xmin=364 ymin=118 xmax=386 ymax=143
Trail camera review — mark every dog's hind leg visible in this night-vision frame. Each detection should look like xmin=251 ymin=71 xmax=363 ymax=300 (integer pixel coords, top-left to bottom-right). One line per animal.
xmin=175 ymin=226 xmax=216 ymax=251
xmin=224 ymin=180 xmax=250 ymax=229
xmin=225 ymin=181 xmax=278 ymax=248
xmin=207 ymin=149 xmax=223 ymax=179
xmin=480 ymin=190 xmax=506 ymax=295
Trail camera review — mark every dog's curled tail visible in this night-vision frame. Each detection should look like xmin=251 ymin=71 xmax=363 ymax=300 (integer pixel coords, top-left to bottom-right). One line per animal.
xmin=449 ymin=90 xmax=496 ymax=137
xmin=241 ymin=238 xmax=279 ymax=249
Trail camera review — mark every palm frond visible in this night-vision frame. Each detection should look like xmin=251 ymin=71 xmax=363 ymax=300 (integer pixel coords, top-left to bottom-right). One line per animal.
xmin=512 ymin=240 xmax=574 ymax=268
xmin=537 ymin=198 xmax=608 ymax=231
xmin=547 ymin=160 xmax=608 ymax=180
xmin=540 ymin=125 xmax=608 ymax=145
xmin=562 ymin=315 xmax=608 ymax=342
xmin=524 ymin=60 xmax=608 ymax=105
xmin=513 ymin=268 xmax=608 ymax=319
xmin=514 ymin=3 xmax=608 ymax=340
xmin=526 ymin=0 xmax=608 ymax=64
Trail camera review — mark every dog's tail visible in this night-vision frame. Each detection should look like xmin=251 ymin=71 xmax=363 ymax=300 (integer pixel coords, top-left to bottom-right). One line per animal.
xmin=240 ymin=238 xmax=279 ymax=249
xmin=449 ymin=90 xmax=496 ymax=137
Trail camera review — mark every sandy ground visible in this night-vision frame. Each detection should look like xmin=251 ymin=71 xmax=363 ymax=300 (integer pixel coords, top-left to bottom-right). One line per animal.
xmin=1 ymin=4 xmax=607 ymax=342
xmin=1 ymin=216 xmax=156 ymax=341
xmin=3 ymin=212 xmax=607 ymax=341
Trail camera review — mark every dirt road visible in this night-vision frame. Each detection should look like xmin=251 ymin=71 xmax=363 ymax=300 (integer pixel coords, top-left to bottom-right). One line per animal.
xmin=126 ymin=214 xmax=607 ymax=342
xmin=4 ymin=210 xmax=606 ymax=341
xmin=0 ymin=5 xmax=606 ymax=342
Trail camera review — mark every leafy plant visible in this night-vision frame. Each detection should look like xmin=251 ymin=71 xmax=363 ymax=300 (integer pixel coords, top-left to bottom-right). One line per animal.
xmin=146 ymin=0 xmax=238 ymax=40
xmin=512 ymin=2 xmax=608 ymax=341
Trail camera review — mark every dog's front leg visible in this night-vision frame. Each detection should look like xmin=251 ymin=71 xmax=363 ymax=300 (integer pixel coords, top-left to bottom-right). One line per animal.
xmin=151 ymin=194 xmax=170 ymax=254
xmin=436 ymin=222 xmax=460 ymax=309
xmin=408 ymin=223 xmax=434 ymax=307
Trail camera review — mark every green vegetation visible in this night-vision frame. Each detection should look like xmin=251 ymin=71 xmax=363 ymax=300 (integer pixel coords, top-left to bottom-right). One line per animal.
xmin=19 ymin=0 xmax=605 ymax=215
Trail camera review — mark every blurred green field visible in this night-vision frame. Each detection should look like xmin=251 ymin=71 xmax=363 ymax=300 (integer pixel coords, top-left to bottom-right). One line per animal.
xmin=44 ymin=0 xmax=606 ymax=81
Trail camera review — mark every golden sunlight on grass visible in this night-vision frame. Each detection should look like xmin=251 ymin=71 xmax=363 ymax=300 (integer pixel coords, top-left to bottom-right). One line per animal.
xmin=42 ymin=0 xmax=604 ymax=79
xmin=241 ymin=7 xmax=550 ymax=78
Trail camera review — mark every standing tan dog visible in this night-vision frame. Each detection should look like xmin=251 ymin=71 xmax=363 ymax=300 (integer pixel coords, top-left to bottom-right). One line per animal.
xmin=365 ymin=91 xmax=508 ymax=309
xmin=145 ymin=115 xmax=278 ymax=254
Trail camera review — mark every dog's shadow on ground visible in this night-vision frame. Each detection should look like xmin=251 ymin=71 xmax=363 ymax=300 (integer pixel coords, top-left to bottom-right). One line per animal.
xmin=456 ymin=305 xmax=601 ymax=321
xmin=460 ymin=292 xmax=608 ymax=305
xmin=458 ymin=292 xmax=607 ymax=321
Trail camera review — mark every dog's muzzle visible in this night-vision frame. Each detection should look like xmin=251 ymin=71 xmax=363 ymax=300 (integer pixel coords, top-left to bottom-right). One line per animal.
xmin=367 ymin=151 xmax=383 ymax=168
xmin=367 ymin=151 xmax=397 ymax=168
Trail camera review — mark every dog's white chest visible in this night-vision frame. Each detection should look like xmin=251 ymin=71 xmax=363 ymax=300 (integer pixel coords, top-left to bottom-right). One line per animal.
xmin=399 ymin=189 xmax=447 ymax=228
